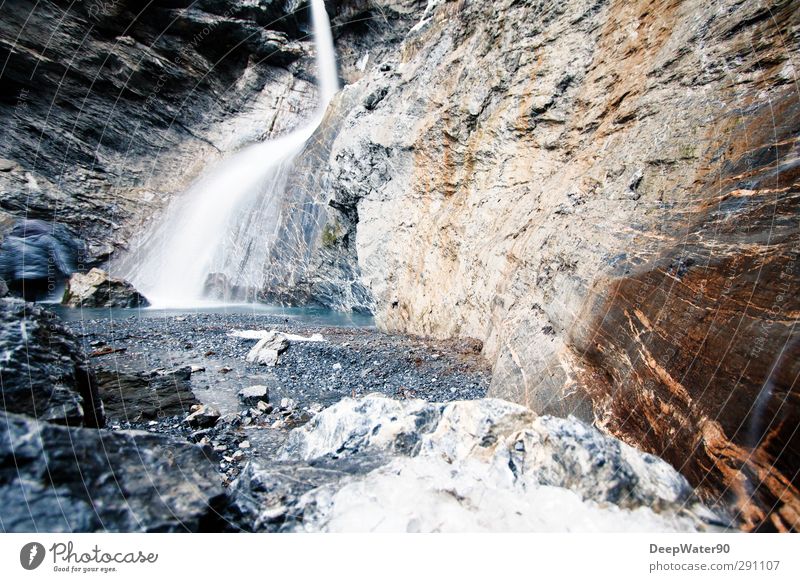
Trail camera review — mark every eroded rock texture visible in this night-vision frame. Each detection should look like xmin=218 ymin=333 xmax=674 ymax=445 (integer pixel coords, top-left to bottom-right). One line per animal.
xmin=269 ymin=0 xmax=799 ymax=530
xmin=0 ymin=298 xmax=104 ymax=427
xmin=0 ymin=410 xmax=224 ymax=532
xmin=228 ymin=394 xmax=722 ymax=532
xmin=0 ymin=0 xmax=318 ymax=261
xmin=94 ymin=366 xmax=199 ymax=423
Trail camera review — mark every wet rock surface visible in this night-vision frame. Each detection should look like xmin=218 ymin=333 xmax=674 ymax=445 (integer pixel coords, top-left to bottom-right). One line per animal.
xmin=226 ymin=394 xmax=725 ymax=532
xmin=95 ymin=366 xmax=199 ymax=423
xmin=0 ymin=298 xmax=104 ymax=427
xmin=0 ymin=409 xmax=224 ymax=532
xmin=63 ymin=268 xmax=150 ymax=308
xmin=269 ymin=0 xmax=800 ymax=531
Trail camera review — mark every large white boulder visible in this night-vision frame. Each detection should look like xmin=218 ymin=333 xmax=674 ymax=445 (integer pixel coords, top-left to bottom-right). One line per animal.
xmin=231 ymin=394 xmax=724 ymax=532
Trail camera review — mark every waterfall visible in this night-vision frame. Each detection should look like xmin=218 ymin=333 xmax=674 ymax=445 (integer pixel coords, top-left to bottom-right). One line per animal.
xmin=117 ymin=0 xmax=338 ymax=307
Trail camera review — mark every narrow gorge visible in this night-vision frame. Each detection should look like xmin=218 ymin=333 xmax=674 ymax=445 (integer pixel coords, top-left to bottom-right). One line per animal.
xmin=0 ymin=0 xmax=798 ymax=534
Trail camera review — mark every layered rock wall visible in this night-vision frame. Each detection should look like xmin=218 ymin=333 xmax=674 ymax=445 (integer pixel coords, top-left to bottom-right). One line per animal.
xmin=277 ymin=0 xmax=799 ymax=530
xmin=0 ymin=0 xmax=319 ymax=260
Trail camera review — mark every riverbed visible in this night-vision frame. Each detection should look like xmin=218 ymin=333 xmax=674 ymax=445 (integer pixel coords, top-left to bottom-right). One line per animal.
xmin=59 ymin=305 xmax=491 ymax=485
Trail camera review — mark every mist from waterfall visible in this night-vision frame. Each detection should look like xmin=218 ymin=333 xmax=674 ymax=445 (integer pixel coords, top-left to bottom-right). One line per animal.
xmin=117 ymin=0 xmax=338 ymax=307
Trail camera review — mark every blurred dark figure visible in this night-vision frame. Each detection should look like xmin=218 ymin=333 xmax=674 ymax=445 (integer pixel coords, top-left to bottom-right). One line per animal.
xmin=0 ymin=219 xmax=84 ymax=301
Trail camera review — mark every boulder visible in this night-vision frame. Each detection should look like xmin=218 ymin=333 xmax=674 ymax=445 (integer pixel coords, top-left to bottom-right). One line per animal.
xmin=0 ymin=298 xmax=104 ymax=427
xmin=245 ymin=331 xmax=290 ymax=366
xmin=0 ymin=410 xmax=224 ymax=532
xmin=94 ymin=366 xmax=199 ymax=423
xmin=62 ymin=268 xmax=149 ymax=308
xmin=228 ymin=394 xmax=724 ymax=532
xmin=0 ymin=277 xmax=7 ymax=297
xmin=0 ymin=219 xmax=84 ymax=301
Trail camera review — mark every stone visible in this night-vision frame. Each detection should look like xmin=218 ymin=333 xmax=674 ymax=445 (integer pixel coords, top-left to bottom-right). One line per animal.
xmin=219 ymin=413 xmax=242 ymax=427
xmin=62 ymin=268 xmax=149 ymax=308
xmin=185 ymin=405 xmax=221 ymax=429
xmin=0 ymin=409 xmax=224 ymax=532
xmin=257 ymin=400 xmax=272 ymax=413
xmin=228 ymin=394 xmax=722 ymax=532
xmin=94 ymin=366 xmax=198 ymax=423
xmin=0 ymin=278 xmax=7 ymax=297
xmin=246 ymin=332 xmax=290 ymax=366
xmin=238 ymin=385 xmax=270 ymax=406
xmin=0 ymin=298 xmax=104 ymax=427
xmin=279 ymin=398 xmax=298 ymax=411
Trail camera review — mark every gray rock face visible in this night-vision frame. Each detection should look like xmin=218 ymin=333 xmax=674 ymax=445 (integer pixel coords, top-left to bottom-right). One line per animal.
xmin=0 ymin=410 xmax=224 ymax=532
xmin=0 ymin=0 xmax=318 ymax=262
xmin=228 ymin=394 xmax=722 ymax=532
xmin=332 ymin=0 xmax=428 ymax=84
xmin=62 ymin=268 xmax=150 ymax=308
xmin=0 ymin=298 xmax=104 ymax=427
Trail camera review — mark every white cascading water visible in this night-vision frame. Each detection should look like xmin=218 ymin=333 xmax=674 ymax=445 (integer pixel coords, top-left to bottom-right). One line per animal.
xmin=117 ymin=0 xmax=338 ymax=307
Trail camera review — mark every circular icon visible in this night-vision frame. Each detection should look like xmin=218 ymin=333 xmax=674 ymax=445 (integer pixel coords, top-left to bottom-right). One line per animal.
xmin=20 ymin=542 xmax=46 ymax=570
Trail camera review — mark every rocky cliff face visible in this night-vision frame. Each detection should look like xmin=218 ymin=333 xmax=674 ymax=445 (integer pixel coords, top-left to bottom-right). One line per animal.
xmin=0 ymin=0 xmax=318 ymax=261
xmin=270 ymin=0 xmax=799 ymax=530
xmin=2 ymin=0 xmax=797 ymax=532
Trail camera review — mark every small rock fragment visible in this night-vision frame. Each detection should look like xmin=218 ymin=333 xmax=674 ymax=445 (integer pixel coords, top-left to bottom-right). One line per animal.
xmin=184 ymin=405 xmax=221 ymax=428
xmin=238 ymin=384 xmax=270 ymax=406
xmin=246 ymin=332 xmax=290 ymax=366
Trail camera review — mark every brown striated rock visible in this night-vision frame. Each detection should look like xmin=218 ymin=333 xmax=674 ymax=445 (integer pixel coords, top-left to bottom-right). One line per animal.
xmin=569 ymin=92 xmax=800 ymax=532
